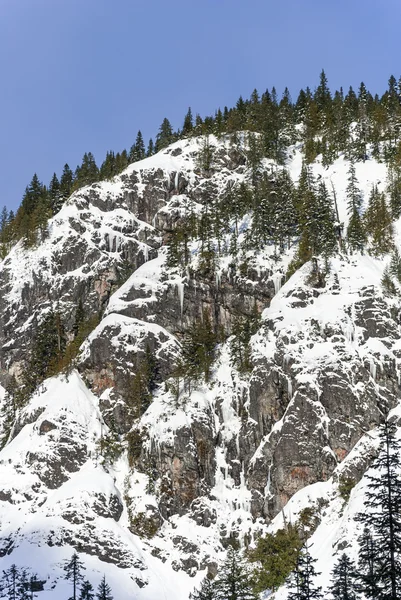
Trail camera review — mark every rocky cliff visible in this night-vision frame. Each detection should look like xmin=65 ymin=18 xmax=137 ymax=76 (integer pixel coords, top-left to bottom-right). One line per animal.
xmin=0 ymin=135 xmax=399 ymax=598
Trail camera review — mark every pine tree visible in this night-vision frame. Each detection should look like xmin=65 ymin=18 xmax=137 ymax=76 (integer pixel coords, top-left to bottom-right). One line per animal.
xmin=178 ymin=310 xmax=218 ymax=384
xmin=99 ymin=151 xmax=116 ymax=180
xmin=314 ymin=69 xmax=331 ymax=112
xmin=345 ymin=163 xmax=365 ymax=252
xmin=246 ymin=133 xmax=263 ymax=187
xmin=155 ymin=118 xmax=174 ymax=152
xmin=48 ymin=172 xmax=62 ymax=215
xmin=64 ymin=552 xmax=85 ymax=600
xmin=182 ymin=107 xmax=194 ymax=136
xmin=296 ymin=165 xmax=336 ymax=260
xmin=146 ymin=138 xmax=154 ymax=157
xmin=129 ymin=131 xmax=146 ymax=163
xmin=21 ymin=174 xmax=45 ymax=215
xmin=75 ymin=152 xmax=99 ymax=188
xmin=73 ymin=298 xmax=85 ymax=337
xmin=356 ymin=420 xmax=401 ymax=600
xmin=96 ymin=576 xmax=113 ymax=600
xmin=249 ymin=524 xmax=302 ymax=593
xmin=190 ymin=576 xmax=216 ymax=600
xmin=287 ymin=546 xmax=323 ymax=600
xmin=2 ymin=564 xmax=19 ymax=600
xmin=357 ymin=527 xmax=381 ymax=599
xmin=60 ymin=164 xmax=74 ymax=199
xmin=213 ymin=547 xmax=256 ymax=600
xmin=23 ymin=308 xmax=66 ymax=396
xmin=79 ymin=579 xmax=95 ymax=600
xmin=364 ymin=185 xmax=394 ymax=256
xmin=328 ymin=553 xmax=358 ymax=600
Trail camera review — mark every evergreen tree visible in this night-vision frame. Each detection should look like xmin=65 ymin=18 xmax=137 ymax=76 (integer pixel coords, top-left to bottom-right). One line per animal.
xmin=63 ymin=553 xmax=85 ymax=600
xmin=24 ymin=309 xmax=66 ymax=395
xmin=75 ymin=152 xmax=99 ymax=188
xmin=328 ymin=553 xmax=358 ymax=600
xmin=249 ymin=524 xmax=302 ymax=593
xmin=345 ymin=163 xmax=365 ymax=252
xmin=296 ymin=165 xmax=336 ymax=260
xmin=213 ymin=547 xmax=256 ymax=600
xmin=21 ymin=174 xmax=46 ymax=215
xmin=314 ymin=69 xmax=331 ymax=112
xmin=155 ymin=118 xmax=174 ymax=152
xmin=73 ymin=299 xmax=85 ymax=337
xmin=178 ymin=310 xmax=217 ymax=384
xmin=2 ymin=564 xmax=19 ymax=600
xmin=79 ymin=580 xmax=95 ymax=600
xmin=48 ymin=173 xmax=62 ymax=215
xmin=182 ymin=107 xmax=194 ymax=136
xmin=95 ymin=576 xmax=113 ymax=600
xmin=190 ymin=576 xmax=216 ymax=600
xmin=146 ymin=138 xmax=154 ymax=157
xmin=129 ymin=131 xmax=146 ymax=163
xmin=353 ymin=82 xmax=371 ymax=161
xmin=357 ymin=527 xmax=381 ymax=599
xmin=99 ymin=151 xmax=116 ymax=180
xmin=246 ymin=133 xmax=263 ymax=187
xmin=287 ymin=546 xmax=323 ymax=600
xmin=364 ymin=185 xmax=394 ymax=256
xmin=387 ymin=162 xmax=401 ymax=219
xmin=60 ymin=164 xmax=74 ymax=199
xmin=356 ymin=419 xmax=401 ymax=600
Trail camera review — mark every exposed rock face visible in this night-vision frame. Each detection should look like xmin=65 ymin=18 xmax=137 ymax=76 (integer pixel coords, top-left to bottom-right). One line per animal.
xmin=0 ymin=136 xmax=400 ymax=597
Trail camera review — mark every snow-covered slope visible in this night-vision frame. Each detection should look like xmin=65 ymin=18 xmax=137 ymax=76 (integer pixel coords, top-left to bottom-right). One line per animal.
xmin=0 ymin=134 xmax=400 ymax=598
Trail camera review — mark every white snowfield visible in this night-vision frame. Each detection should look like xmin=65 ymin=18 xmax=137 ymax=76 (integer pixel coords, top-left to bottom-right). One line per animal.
xmin=0 ymin=135 xmax=399 ymax=598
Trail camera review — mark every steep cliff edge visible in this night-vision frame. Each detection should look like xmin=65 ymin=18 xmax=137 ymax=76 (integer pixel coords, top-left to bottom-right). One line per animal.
xmin=0 ymin=135 xmax=399 ymax=598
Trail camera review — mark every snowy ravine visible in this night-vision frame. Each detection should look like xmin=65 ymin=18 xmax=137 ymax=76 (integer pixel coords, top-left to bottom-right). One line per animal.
xmin=0 ymin=134 xmax=400 ymax=598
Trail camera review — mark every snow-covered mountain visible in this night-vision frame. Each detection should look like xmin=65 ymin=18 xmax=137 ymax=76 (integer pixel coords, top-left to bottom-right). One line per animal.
xmin=0 ymin=134 xmax=400 ymax=598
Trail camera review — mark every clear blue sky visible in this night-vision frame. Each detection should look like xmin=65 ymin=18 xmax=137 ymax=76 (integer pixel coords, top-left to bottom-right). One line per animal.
xmin=1 ymin=0 xmax=400 ymax=210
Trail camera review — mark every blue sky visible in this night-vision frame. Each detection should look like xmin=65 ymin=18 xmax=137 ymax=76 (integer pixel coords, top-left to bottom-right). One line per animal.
xmin=1 ymin=0 xmax=400 ymax=210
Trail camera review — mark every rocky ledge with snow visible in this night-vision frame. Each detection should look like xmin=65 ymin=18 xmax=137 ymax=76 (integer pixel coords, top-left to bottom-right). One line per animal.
xmin=0 ymin=134 xmax=399 ymax=598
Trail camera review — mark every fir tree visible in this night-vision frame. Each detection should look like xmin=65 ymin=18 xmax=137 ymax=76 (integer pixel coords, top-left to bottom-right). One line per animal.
xmin=178 ymin=310 xmax=218 ymax=384
xmin=155 ymin=118 xmax=174 ymax=152
xmin=356 ymin=419 xmax=401 ymax=600
xmin=129 ymin=130 xmax=146 ymax=163
xmin=60 ymin=164 xmax=74 ymax=199
xmin=314 ymin=69 xmax=331 ymax=112
xmin=75 ymin=152 xmax=99 ymax=188
xmin=95 ymin=576 xmax=113 ymax=600
xmin=2 ymin=564 xmax=19 ymax=600
xmin=48 ymin=172 xmax=62 ymax=215
xmin=146 ymin=138 xmax=154 ymax=157
xmin=63 ymin=552 xmax=85 ymax=600
xmin=345 ymin=163 xmax=365 ymax=252
xmin=213 ymin=547 xmax=256 ymax=600
xmin=249 ymin=524 xmax=302 ymax=593
xmin=79 ymin=579 xmax=95 ymax=600
xmin=287 ymin=546 xmax=323 ymax=600
xmin=328 ymin=553 xmax=358 ymax=600
xmin=182 ymin=107 xmax=194 ymax=136
xmin=190 ymin=576 xmax=216 ymax=600
xmin=246 ymin=133 xmax=263 ymax=187
xmin=364 ymin=185 xmax=394 ymax=256
xmin=357 ymin=527 xmax=381 ymax=599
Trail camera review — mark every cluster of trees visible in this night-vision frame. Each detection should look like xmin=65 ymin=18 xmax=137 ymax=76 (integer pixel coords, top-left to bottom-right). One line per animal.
xmin=0 ymin=301 xmax=99 ymax=427
xmin=167 ymin=147 xmax=395 ymax=288
xmin=0 ymin=565 xmax=43 ymax=599
xmin=3 ymin=70 xmax=401 ymax=258
xmin=63 ymin=553 xmax=114 ymax=600
xmin=0 ymin=130 xmax=152 ymax=255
